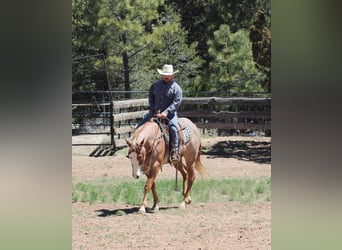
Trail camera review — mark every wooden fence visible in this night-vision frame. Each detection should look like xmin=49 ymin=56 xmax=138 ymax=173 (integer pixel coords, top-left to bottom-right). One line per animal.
xmin=72 ymin=96 xmax=270 ymax=148
xmin=111 ymin=97 xmax=271 ymax=148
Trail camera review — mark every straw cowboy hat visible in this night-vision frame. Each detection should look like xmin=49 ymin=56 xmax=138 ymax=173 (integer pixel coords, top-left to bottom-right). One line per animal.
xmin=157 ymin=64 xmax=179 ymax=75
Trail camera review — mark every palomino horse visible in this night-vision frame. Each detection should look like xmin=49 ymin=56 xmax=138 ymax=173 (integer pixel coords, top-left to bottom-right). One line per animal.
xmin=125 ymin=117 xmax=206 ymax=213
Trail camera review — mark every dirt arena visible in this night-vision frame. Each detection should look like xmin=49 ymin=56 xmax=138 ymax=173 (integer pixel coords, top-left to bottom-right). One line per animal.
xmin=72 ymin=136 xmax=271 ymax=249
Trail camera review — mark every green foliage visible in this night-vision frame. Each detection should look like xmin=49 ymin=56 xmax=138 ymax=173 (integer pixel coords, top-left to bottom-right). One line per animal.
xmin=72 ymin=0 xmax=271 ymax=95
xmin=72 ymin=177 xmax=271 ymax=204
xmin=206 ymin=0 xmax=260 ymax=33
xmin=207 ymin=24 xmax=266 ymax=93
xmin=166 ymin=0 xmax=271 ymax=94
xmin=72 ymin=0 xmax=106 ymax=91
xmin=127 ymin=5 xmax=204 ymax=91
xmin=250 ymin=9 xmax=271 ymax=92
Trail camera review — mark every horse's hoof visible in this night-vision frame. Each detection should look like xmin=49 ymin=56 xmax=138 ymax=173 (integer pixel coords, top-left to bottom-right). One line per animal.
xmin=151 ymin=204 xmax=159 ymax=212
xmin=179 ymin=201 xmax=186 ymax=209
xmin=138 ymin=208 xmax=146 ymax=213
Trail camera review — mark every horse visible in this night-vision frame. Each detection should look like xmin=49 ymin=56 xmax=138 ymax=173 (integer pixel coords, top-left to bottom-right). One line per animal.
xmin=125 ymin=117 xmax=207 ymax=213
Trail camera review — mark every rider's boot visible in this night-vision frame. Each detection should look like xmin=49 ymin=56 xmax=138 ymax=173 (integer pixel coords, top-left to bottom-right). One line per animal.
xmin=169 ymin=125 xmax=180 ymax=164
xmin=170 ymin=147 xmax=180 ymax=164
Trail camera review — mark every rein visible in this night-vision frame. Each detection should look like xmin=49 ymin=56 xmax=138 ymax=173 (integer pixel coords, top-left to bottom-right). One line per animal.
xmin=134 ymin=120 xmax=164 ymax=175
xmin=152 ymin=117 xmax=179 ymax=190
xmin=130 ymin=117 xmax=179 ymax=190
xmin=144 ymin=135 xmax=162 ymax=174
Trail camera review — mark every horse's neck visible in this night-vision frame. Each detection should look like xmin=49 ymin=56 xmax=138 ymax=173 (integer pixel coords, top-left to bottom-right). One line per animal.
xmin=135 ymin=122 xmax=158 ymax=146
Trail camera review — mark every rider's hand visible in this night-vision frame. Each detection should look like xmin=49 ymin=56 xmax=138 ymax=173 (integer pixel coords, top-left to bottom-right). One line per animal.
xmin=156 ymin=112 xmax=167 ymax=119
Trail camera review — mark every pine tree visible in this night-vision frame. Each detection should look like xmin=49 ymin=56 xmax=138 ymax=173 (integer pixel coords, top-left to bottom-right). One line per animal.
xmin=250 ymin=10 xmax=271 ymax=93
xmin=72 ymin=0 xmax=106 ymax=92
xmin=207 ymin=25 xmax=265 ymax=95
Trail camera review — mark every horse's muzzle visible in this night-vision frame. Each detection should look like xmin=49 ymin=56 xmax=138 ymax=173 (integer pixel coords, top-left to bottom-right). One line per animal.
xmin=133 ymin=168 xmax=142 ymax=179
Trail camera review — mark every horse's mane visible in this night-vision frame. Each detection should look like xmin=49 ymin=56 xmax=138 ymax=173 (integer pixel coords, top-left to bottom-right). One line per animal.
xmin=133 ymin=120 xmax=158 ymax=144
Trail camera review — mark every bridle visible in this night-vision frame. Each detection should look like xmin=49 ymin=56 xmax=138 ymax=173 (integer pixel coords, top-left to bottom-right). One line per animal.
xmin=128 ymin=124 xmax=164 ymax=176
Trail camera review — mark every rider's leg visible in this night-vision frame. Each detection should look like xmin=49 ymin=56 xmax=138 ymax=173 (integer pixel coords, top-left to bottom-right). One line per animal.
xmin=136 ymin=112 xmax=151 ymax=128
xmin=169 ymin=124 xmax=180 ymax=163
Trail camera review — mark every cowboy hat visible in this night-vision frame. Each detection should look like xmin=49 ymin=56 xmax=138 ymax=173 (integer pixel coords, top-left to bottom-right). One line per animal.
xmin=157 ymin=64 xmax=179 ymax=75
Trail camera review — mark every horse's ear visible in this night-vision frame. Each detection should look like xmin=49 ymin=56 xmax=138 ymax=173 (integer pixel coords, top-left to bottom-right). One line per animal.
xmin=139 ymin=138 xmax=145 ymax=148
xmin=125 ymin=138 xmax=132 ymax=147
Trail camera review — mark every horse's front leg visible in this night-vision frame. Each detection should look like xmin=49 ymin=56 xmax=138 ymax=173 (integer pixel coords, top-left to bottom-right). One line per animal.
xmin=181 ymin=162 xmax=195 ymax=207
xmin=150 ymin=163 xmax=162 ymax=212
xmin=139 ymin=177 xmax=155 ymax=213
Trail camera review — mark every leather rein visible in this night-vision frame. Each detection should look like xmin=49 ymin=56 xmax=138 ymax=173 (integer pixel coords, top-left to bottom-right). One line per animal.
xmin=130 ymin=119 xmax=165 ymax=175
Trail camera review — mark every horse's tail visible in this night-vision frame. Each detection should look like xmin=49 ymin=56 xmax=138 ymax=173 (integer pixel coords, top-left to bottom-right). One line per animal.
xmin=195 ymin=143 xmax=208 ymax=179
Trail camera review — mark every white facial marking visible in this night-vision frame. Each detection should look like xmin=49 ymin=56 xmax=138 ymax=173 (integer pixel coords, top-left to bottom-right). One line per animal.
xmin=130 ymin=152 xmax=142 ymax=178
xmin=136 ymin=168 xmax=142 ymax=177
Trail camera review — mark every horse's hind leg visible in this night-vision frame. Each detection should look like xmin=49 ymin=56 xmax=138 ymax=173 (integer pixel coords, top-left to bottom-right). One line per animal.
xmin=151 ymin=181 xmax=159 ymax=212
xmin=176 ymin=161 xmax=188 ymax=197
xmin=177 ymin=161 xmax=194 ymax=209
xmin=179 ymin=161 xmax=196 ymax=209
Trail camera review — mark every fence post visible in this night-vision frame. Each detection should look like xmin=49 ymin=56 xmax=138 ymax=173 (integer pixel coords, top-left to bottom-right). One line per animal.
xmin=110 ymin=101 xmax=115 ymax=148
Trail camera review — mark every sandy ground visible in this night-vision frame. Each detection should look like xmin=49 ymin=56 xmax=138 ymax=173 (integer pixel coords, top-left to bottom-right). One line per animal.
xmin=72 ymin=136 xmax=271 ymax=249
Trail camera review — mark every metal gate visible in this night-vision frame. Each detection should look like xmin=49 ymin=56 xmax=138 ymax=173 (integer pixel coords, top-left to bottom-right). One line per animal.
xmin=72 ymin=91 xmax=114 ymax=147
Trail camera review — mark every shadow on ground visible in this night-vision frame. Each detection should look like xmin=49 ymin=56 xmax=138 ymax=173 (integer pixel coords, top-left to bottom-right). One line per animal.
xmin=95 ymin=207 xmax=139 ymax=216
xmin=202 ymin=140 xmax=271 ymax=164
xmin=89 ymin=146 xmax=116 ymax=157
xmin=95 ymin=206 xmax=179 ymax=217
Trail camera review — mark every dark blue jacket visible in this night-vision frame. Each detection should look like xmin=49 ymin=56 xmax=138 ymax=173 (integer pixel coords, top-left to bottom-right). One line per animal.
xmin=149 ymin=79 xmax=182 ymax=119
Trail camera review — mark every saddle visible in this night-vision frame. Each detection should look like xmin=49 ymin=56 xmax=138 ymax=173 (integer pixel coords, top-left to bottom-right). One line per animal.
xmin=152 ymin=118 xmax=192 ymax=160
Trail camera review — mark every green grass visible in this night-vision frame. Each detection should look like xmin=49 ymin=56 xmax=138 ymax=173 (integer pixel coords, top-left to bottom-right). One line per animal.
xmin=72 ymin=177 xmax=271 ymax=205
xmin=115 ymin=146 xmax=129 ymax=156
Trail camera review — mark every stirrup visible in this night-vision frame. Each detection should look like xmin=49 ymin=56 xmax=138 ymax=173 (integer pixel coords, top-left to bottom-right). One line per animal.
xmin=170 ymin=150 xmax=180 ymax=163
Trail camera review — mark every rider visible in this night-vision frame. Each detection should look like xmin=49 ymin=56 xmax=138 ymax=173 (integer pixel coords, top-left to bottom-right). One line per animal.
xmin=137 ymin=64 xmax=182 ymax=163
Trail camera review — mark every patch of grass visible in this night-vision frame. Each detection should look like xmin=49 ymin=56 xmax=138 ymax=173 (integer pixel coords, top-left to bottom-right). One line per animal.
xmin=115 ymin=210 xmax=127 ymax=216
xmin=115 ymin=147 xmax=129 ymax=156
xmin=72 ymin=177 xmax=271 ymax=204
xmin=191 ymin=178 xmax=270 ymax=203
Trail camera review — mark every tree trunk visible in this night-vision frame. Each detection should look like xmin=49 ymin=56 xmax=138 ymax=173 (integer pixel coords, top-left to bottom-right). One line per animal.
xmin=123 ymin=51 xmax=131 ymax=99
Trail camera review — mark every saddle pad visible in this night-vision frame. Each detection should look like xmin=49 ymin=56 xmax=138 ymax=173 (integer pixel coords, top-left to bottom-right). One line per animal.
xmin=182 ymin=125 xmax=192 ymax=144
xmin=178 ymin=118 xmax=192 ymax=144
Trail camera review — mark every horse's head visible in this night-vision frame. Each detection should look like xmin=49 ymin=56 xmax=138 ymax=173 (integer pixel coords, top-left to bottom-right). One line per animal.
xmin=125 ymin=138 xmax=146 ymax=179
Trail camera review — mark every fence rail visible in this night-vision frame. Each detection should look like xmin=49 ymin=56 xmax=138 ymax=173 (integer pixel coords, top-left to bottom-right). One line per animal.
xmin=111 ymin=97 xmax=271 ymax=148
xmin=72 ymin=96 xmax=271 ymax=149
